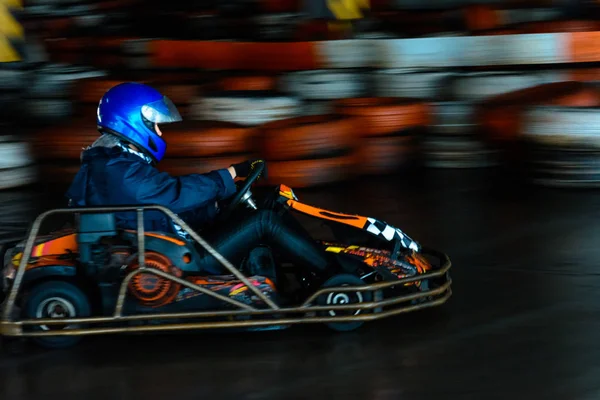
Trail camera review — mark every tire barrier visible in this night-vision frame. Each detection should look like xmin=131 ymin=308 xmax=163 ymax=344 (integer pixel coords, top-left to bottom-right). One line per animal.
xmin=190 ymin=91 xmax=302 ymax=126
xmin=477 ymin=81 xmax=600 ymax=144
xmin=160 ymin=154 xmax=253 ymax=177
xmin=74 ymin=77 xmax=147 ymax=119
xmin=260 ymin=115 xmax=356 ymax=161
xmin=334 ymin=97 xmax=429 ymax=174
xmin=524 ymin=144 xmax=600 ymax=188
xmin=263 ymin=152 xmax=357 ymax=188
xmin=280 ymin=70 xmax=368 ymax=100
xmin=301 ymin=100 xmax=334 ymax=116
xmin=357 ymin=134 xmax=416 ymax=175
xmin=0 ymin=190 xmax=39 ymax=245
xmin=449 ymin=72 xmax=550 ymax=102
xmin=165 ymin=121 xmax=257 ymax=158
xmin=218 ymin=75 xmax=277 ymax=91
xmin=30 ymin=122 xmax=102 ymax=162
xmin=255 ymin=115 xmax=359 ymax=186
xmin=252 ymin=13 xmax=302 ymax=41
xmin=0 ymin=63 xmax=27 ymax=122
xmin=334 ymin=97 xmax=430 ymax=136
xmin=424 ymin=102 xmax=499 ymax=168
xmin=372 ymin=69 xmax=453 ymax=99
xmin=477 ymin=81 xmax=600 ymax=172
xmin=76 ymin=77 xmax=139 ymax=104
xmin=42 ymin=37 xmax=88 ymax=65
xmin=523 ymin=107 xmax=600 ymax=150
xmin=25 ymin=64 xmax=106 ymax=125
xmin=21 ymin=9 xmax=600 ymax=189
xmin=35 ymin=161 xmax=81 ymax=185
xmin=0 ymin=134 xmax=37 ymax=191
xmin=152 ymin=84 xmax=199 ymax=119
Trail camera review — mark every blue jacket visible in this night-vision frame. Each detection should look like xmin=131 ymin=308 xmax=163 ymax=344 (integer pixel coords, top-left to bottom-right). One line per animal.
xmin=65 ymin=144 xmax=237 ymax=234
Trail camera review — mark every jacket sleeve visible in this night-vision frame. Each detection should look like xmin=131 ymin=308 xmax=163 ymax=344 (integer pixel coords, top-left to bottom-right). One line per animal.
xmin=112 ymin=160 xmax=237 ymax=214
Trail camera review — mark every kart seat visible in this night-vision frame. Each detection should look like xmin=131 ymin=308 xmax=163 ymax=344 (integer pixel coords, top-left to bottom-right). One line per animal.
xmin=77 ymin=213 xmax=117 ymax=264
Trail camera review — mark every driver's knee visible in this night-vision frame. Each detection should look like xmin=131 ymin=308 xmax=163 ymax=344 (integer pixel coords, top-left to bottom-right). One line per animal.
xmin=248 ymin=209 xmax=280 ymax=226
xmin=243 ymin=209 xmax=285 ymax=238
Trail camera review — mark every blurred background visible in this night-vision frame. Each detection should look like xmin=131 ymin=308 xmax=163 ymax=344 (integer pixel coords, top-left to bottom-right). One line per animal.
xmin=3 ymin=1 xmax=600 ymax=193
xmin=4 ymin=1 xmax=600 ymax=399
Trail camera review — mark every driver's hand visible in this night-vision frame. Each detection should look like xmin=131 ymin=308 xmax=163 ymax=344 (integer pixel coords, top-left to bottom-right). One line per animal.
xmin=231 ymin=159 xmax=267 ymax=179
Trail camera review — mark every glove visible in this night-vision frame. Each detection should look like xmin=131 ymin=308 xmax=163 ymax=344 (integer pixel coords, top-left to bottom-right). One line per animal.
xmin=231 ymin=159 xmax=266 ymax=179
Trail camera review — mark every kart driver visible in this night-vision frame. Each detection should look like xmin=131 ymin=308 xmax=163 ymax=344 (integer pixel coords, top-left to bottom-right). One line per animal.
xmin=65 ymin=82 xmax=336 ymax=281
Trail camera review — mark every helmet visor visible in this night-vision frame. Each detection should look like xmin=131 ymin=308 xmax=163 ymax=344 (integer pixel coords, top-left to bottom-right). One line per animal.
xmin=140 ymin=96 xmax=182 ymax=124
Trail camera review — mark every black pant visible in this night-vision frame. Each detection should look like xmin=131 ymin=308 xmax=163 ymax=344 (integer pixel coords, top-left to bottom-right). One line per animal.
xmin=194 ymin=209 xmax=333 ymax=277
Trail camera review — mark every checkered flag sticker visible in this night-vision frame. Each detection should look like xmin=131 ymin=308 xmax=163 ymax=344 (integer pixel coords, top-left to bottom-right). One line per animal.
xmin=365 ymin=218 xmax=420 ymax=252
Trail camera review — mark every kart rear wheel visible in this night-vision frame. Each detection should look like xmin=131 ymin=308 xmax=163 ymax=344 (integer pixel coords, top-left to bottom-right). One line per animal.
xmin=23 ymin=281 xmax=91 ymax=349
xmin=317 ymin=274 xmax=372 ymax=332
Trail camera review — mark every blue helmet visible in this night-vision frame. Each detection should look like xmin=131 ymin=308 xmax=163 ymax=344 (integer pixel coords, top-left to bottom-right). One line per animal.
xmin=96 ymin=82 xmax=182 ymax=162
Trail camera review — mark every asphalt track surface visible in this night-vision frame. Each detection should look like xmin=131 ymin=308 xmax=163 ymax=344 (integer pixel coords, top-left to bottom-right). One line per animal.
xmin=2 ymin=168 xmax=600 ymax=400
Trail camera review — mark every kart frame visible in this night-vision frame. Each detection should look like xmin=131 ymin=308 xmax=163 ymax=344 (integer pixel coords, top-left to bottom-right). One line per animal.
xmin=0 ymin=205 xmax=452 ymax=338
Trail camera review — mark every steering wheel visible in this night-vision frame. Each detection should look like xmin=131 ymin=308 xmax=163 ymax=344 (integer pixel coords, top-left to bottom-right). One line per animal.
xmin=218 ymin=161 xmax=265 ymax=220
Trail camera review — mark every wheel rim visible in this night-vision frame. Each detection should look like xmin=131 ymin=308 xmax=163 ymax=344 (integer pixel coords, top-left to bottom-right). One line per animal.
xmin=326 ymin=284 xmax=364 ymax=317
xmin=35 ymin=297 xmax=77 ymax=331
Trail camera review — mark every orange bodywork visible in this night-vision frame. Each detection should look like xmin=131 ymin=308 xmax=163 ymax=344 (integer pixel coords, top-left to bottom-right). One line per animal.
xmin=28 ymin=231 xmax=185 ymax=258
xmin=286 ymin=199 xmax=368 ymax=229
xmin=16 ymin=254 xmax=77 ymax=272
xmin=31 ymin=233 xmax=78 ymax=258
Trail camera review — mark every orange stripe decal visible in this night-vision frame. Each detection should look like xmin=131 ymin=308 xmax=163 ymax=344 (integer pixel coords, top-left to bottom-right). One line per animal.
xmin=287 ymin=199 xmax=367 ymax=229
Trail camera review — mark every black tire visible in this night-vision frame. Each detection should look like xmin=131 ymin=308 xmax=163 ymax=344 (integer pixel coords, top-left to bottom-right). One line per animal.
xmin=22 ymin=281 xmax=91 ymax=349
xmin=317 ymin=274 xmax=372 ymax=333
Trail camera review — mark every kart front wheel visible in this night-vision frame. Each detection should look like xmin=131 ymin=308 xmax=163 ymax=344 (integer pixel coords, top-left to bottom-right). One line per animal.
xmin=317 ymin=274 xmax=372 ymax=332
xmin=23 ymin=281 xmax=91 ymax=349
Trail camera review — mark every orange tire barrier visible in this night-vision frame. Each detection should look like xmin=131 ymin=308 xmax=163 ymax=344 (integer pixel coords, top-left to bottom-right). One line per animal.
xmin=357 ymin=135 xmax=415 ymax=175
xmin=219 ymin=75 xmax=276 ymax=91
xmin=74 ymin=105 xmax=103 ymax=122
xmin=263 ymin=153 xmax=357 ymax=188
xmin=165 ymin=121 xmax=256 ymax=158
xmin=334 ymin=97 xmax=431 ymax=137
xmin=76 ymin=78 xmax=148 ymax=104
xmin=30 ymin=119 xmax=256 ymax=161
xmin=477 ymin=81 xmax=600 ymax=143
xmin=154 ymin=84 xmax=199 ymax=106
xmin=565 ymin=68 xmax=600 ymax=82
xmin=37 ymin=162 xmax=81 ymax=184
xmin=30 ymin=122 xmax=102 ymax=161
xmin=260 ymin=115 xmax=356 ymax=161
xmin=160 ymin=154 xmax=252 ymax=176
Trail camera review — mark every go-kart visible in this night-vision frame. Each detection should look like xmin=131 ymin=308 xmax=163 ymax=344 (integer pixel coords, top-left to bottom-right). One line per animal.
xmin=0 ymin=163 xmax=452 ymax=349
